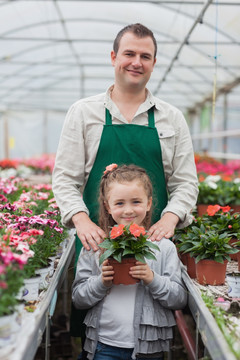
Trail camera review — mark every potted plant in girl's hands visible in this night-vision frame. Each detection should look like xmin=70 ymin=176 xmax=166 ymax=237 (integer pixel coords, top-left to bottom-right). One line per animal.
xmin=99 ymin=223 xmax=160 ymax=285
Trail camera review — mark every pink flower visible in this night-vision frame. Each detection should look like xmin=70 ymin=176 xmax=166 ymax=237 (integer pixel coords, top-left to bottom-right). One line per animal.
xmin=27 ymin=229 xmax=44 ymax=236
xmin=54 ymin=226 xmax=63 ymax=233
xmin=0 ymin=265 xmax=6 ymax=275
xmin=0 ymin=281 xmax=8 ymax=289
xmin=0 ymin=194 xmax=8 ymax=202
xmin=104 ymin=163 xmax=118 ymax=175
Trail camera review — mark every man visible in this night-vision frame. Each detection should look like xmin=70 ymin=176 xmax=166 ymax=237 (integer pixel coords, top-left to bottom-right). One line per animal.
xmin=53 ymin=23 xmax=198 ymax=252
xmin=53 ymin=23 xmax=198 ymax=357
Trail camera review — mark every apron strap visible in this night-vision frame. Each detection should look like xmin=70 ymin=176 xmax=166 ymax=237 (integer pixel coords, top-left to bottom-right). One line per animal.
xmin=105 ymin=107 xmax=155 ymax=127
xmin=105 ymin=108 xmax=112 ymax=125
xmin=148 ymin=106 xmax=155 ymax=128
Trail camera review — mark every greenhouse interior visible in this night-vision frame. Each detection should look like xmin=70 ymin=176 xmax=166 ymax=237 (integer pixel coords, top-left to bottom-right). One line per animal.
xmin=0 ymin=1 xmax=240 ymax=360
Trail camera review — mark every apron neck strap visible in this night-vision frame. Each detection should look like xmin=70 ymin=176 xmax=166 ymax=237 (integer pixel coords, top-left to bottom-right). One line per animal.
xmin=147 ymin=106 xmax=155 ymax=128
xmin=105 ymin=108 xmax=112 ymax=125
xmin=105 ymin=107 xmax=155 ymax=127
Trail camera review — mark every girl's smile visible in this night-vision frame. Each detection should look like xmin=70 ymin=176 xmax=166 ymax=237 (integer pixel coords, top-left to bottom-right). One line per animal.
xmin=105 ymin=180 xmax=152 ymax=227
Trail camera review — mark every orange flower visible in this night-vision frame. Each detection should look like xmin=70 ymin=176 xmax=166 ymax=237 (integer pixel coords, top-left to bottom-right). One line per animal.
xmin=110 ymin=224 xmax=125 ymax=239
xmin=129 ymin=224 xmax=146 ymax=237
xmin=104 ymin=163 xmax=118 ymax=175
xmin=207 ymin=204 xmax=221 ymax=216
xmin=220 ymin=206 xmax=231 ymax=213
xmin=198 ymin=174 xmax=205 ymax=182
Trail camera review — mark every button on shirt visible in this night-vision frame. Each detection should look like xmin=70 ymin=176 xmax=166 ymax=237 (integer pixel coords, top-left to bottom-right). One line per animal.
xmin=52 ymin=86 xmax=198 ymax=229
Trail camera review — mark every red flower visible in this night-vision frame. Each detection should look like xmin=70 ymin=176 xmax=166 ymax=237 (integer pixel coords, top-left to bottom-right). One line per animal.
xmin=220 ymin=206 xmax=231 ymax=213
xmin=129 ymin=224 xmax=146 ymax=237
xmin=207 ymin=204 xmax=221 ymax=216
xmin=110 ymin=224 xmax=125 ymax=239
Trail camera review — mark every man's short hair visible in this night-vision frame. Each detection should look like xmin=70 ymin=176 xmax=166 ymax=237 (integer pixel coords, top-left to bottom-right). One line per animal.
xmin=113 ymin=23 xmax=157 ymax=58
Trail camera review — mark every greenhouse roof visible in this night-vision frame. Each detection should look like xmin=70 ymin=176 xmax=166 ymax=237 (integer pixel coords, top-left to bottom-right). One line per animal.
xmin=0 ymin=0 xmax=240 ymax=114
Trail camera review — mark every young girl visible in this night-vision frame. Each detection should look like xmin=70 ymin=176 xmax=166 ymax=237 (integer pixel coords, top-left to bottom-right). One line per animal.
xmin=72 ymin=164 xmax=187 ymax=360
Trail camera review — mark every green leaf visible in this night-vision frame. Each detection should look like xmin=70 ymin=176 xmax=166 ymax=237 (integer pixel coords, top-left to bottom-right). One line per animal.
xmin=135 ymin=253 xmax=146 ymax=263
xmin=99 ymin=249 xmax=115 ymax=265
xmin=143 ymin=252 xmax=157 ymax=261
xmin=145 ymin=241 xmax=160 ymax=251
xmin=113 ymin=253 xmax=122 ymax=263
xmin=122 ymin=249 xmax=135 ymax=257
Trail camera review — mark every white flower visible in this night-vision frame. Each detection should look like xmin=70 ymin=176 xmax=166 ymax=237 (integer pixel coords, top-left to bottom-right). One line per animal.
xmin=204 ymin=175 xmax=221 ymax=183
xmin=233 ymin=178 xmax=240 ymax=184
xmin=207 ymin=181 xmax=218 ymax=190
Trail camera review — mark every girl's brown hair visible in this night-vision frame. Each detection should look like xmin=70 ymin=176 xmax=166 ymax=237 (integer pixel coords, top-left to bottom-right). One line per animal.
xmin=99 ymin=164 xmax=153 ymax=234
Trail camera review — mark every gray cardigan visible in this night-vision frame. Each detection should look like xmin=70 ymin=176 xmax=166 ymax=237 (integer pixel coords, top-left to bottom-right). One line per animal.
xmin=72 ymin=238 xmax=187 ymax=360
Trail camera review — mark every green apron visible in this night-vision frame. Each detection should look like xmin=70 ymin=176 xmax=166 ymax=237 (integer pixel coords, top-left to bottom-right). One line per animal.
xmin=70 ymin=106 xmax=168 ymax=337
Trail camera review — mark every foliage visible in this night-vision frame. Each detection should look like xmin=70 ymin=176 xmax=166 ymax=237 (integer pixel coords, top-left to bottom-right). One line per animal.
xmin=99 ymin=223 xmax=159 ymax=265
xmin=0 ymin=175 xmax=68 ymax=315
xmin=0 ymin=250 xmax=25 ymax=316
xmin=201 ymin=206 xmax=240 ymax=239
xmin=174 ymin=207 xmax=239 ymax=263
xmin=198 ymin=176 xmax=240 ymax=205
xmin=202 ymin=292 xmax=240 ymax=359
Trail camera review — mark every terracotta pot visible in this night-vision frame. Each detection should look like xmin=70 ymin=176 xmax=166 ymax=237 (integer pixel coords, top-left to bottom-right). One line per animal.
xmin=230 ymin=205 xmax=240 ymax=213
xmin=197 ymin=204 xmax=240 ymax=217
xmin=186 ymin=254 xmax=196 ymax=279
xmin=196 ymin=259 xmax=228 ymax=285
xmin=197 ymin=204 xmax=209 ymax=217
xmin=108 ymin=257 xmax=140 ymax=285
xmin=229 ymin=238 xmax=239 ymax=261
xmin=179 ymin=252 xmax=188 ymax=266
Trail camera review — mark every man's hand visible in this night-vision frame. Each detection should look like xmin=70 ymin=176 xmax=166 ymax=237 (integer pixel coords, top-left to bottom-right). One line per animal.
xmin=72 ymin=212 xmax=106 ymax=251
xmin=148 ymin=212 xmax=179 ymax=241
xmin=129 ymin=261 xmax=154 ymax=285
xmin=101 ymin=260 xmax=114 ymax=287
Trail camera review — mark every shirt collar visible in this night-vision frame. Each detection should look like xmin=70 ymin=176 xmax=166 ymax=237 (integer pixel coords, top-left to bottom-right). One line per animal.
xmin=104 ymin=85 xmax=157 ymax=114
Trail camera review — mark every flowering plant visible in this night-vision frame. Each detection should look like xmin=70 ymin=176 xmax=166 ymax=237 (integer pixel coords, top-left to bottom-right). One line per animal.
xmin=0 ymin=233 xmax=33 ymax=316
xmin=197 ymin=176 xmax=240 ymax=205
xmin=174 ymin=205 xmax=240 ymax=263
xmin=99 ymin=223 xmax=159 ymax=265
xmin=202 ymin=205 xmax=240 ymax=238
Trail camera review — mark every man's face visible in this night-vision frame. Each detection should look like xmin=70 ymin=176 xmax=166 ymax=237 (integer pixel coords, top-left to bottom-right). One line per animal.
xmin=111 ymin=32 xmax=156 ymax=91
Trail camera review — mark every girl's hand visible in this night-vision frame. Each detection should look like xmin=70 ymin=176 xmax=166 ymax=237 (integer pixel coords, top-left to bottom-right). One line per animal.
xmin=101 ymin=260 xmax=114 ymax=287
xmin=129 ymin=261 xmax=154 ymax=285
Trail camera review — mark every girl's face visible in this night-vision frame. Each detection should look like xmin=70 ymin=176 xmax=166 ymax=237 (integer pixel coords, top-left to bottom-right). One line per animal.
xmin=105 ymin=180 xmax=152 ymax=227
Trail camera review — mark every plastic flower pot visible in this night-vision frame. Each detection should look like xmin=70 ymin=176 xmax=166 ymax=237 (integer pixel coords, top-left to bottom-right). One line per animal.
xmin=22 ymin=275 xmax=40 ymax=301
xmin=196 ymin=259 xmax=228 ymax=285
xmin=197 ymin=204 xmax=209 ymax=217
xmin=35 ymin=263 xmax=52 ymax=290
xmin=226 ymin=272 xmax=240 ymax=297
xmin=0 ymin=312 xmax=16 ymax=348
xmin=186 ymin=254 xmax=196 ymax=279
xmin=108 ymin=257 xmax=140 ymax=285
